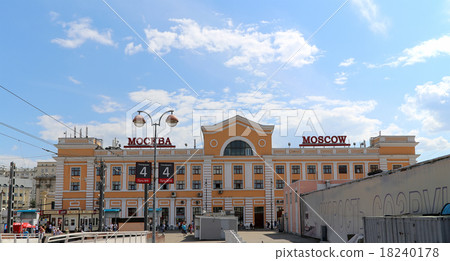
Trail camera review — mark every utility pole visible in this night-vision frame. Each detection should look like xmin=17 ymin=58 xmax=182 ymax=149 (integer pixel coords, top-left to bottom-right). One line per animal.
xmin=6 ymin=162 xmax=15 ymax=233
xmin=98 ymin=160 xmax=105 ymax=232
xmin=204 ymin=179 xmax=207 ymax=213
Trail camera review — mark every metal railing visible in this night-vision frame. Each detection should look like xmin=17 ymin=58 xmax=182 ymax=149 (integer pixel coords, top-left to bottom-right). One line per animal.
xmin=0 ymin=233 xmax=40 ymax=243
xmin=46 ymin=231 xmax=150 ymax=243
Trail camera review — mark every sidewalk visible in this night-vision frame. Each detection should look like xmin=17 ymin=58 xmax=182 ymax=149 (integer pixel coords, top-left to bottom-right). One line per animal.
xmin=162 ymin=230 xmax=318 ymax=243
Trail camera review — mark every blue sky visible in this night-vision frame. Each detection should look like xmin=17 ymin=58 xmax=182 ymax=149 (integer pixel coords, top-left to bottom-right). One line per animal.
xmin=1 ymin=0 xmax=450 ymax=167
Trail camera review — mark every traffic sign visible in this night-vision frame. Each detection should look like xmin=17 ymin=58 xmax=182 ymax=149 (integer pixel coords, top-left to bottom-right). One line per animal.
xmin=159 ymin=163 xmax=174 ymax=184
xmin=135 ymin=162 xmax=152 ymax=184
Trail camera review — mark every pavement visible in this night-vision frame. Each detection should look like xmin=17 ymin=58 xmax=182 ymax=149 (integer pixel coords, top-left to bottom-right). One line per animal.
xmin=162 ymin=230 xmax=319 ymax=243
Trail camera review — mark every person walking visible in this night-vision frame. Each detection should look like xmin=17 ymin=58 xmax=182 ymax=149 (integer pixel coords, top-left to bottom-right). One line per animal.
xmin=181 ymin=221 xmax=187 ymax=236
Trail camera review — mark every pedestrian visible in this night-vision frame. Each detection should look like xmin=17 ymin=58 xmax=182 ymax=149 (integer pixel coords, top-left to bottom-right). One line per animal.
xmin=181 ymin=221 xmax=187 ymax=235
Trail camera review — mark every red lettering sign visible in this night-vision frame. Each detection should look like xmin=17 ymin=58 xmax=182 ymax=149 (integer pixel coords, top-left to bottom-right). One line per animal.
xmin=299 ymin=136 xmax=350 ymax=147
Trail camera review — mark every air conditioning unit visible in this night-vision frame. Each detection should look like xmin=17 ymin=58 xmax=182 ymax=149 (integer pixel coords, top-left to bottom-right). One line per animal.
xmin=218 ymin=190 xmax=223 ymax=194
xmin=171 ymin=192 xmax=176 ymax=198
xmin=180 ymin=200 xmax=185 ymax=204
xmin=195 ymin=200 xmax=200 ymax=205
xmin=197 ymin=192 xmax=203 ymax=197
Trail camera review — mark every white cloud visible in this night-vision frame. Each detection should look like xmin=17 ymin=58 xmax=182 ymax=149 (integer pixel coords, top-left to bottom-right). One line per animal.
xmin=49 ymin=11 xmax=59 ymax=22
xmin=137 ymin=18 xmax=319 ymax=76
xmin=351 ymin=0 xmax=389 ymax=34
xmin=124 ymin=42 xmax=144 ymax=55
xmin=68 ymin=76 xmax=81 ymax=85
xmin=416 ymin=136 xmax=450 ymax=152
xmin=223 ymin=87 xmax=230 ymax=93
xmin=334 ymin=72 xmax=348 ymax=85
xmin=339 ymin=58 xmax=355 ymax=67
xmin=51 ymin=17 xmax=115 ymax=48
xmin=400 ymin=76 xmax=450 ymax=132
xmin=0 ymin=155 xmax=42 ymax=169
xmin=92 ymin=95 xmax=124 ymax=113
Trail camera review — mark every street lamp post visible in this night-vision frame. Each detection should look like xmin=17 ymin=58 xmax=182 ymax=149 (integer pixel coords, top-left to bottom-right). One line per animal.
xmin=132 ymin=110 xmax=178 ymax=243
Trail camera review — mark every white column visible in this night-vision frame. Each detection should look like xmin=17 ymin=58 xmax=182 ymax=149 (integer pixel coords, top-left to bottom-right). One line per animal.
xmin=245 ymin=198 xmax=253 ymax=226
xmin=122 ymin=163 xmax=127 ymax=191
xmin=380 ymin=157 xmax=388 ymax=170
xmin=349 ymin=162 xmax=354 ymax=180
xmin=301 ymin=164 xmax=306 ymax=180
xmin=364 ymin=162 xmax=369 ymax=178
xmin=286 ymin=163 xmax=291 ymax=184
xmin=264 ymin=158 xmax=273 ymax=226
xmin=333 ymin=163 xmax=338 ymax=180
xmin=186 ymin=163 xmax=191 ymax=190
xmin=244 ymin=163 xmax=252 ymax=189
xmin=224 ymin=163 xmax=232 ymax=189
xmin=224 ymin=198 xmax=233 ymax=211
xmin=203 ymin=160 xmax=212 ymax=213
xmin=55 ymin=158 xmax=65 ymax=210
xmin=169 ymin=198 xmax=175 ymax=227
xmin=317 ymin=162 xmax=322 ymax=180
xmin=85 ymin=159 xmax=95 ymax=210
xmin=186 ymin=199 xmax=191 ymax=224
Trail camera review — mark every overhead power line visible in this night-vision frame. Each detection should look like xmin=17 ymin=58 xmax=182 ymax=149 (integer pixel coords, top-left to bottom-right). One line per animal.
xmin=0 ymin=131 xmax=57 ymax=154
xmin=0 ymin=84 xmax=73 ymax=131
xmin=0 ymin=122 xmax=55 ymax=146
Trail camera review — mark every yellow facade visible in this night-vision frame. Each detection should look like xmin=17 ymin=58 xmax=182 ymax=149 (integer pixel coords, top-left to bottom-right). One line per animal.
xmin=54 ymin=116 xmax=419 ymax=230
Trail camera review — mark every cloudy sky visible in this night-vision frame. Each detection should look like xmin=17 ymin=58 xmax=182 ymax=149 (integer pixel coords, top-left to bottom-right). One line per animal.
xmin=1 ymin=0 xmax=450 ymax=167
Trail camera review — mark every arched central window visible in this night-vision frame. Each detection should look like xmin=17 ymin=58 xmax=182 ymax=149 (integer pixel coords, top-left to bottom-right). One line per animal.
xmin=223 ymin=140 xmax=253 ymax=156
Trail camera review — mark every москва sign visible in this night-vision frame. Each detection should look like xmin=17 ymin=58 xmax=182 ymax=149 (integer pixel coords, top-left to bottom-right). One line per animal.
xmin=300 ymin=136 xmax=350 ymax=147
xmin=124 ymin=137 xmax=175 ymax=148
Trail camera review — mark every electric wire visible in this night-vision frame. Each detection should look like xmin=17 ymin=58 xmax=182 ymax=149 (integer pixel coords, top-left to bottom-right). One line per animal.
xmin=0 ymin=122 xmax=55 ymax=146
xmin=0 ymin=131 xmax=57 ymax=154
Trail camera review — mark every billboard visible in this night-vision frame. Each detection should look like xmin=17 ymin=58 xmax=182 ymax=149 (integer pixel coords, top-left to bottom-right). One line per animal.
xmin=159 ymin=163 xmax=174 ymax=184
xmin=135 ymin=162 xmax=152 ymax=184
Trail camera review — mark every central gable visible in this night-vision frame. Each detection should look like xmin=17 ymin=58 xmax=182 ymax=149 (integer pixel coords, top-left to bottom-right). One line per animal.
xmin=202 ymin=115 xmax=273 ymax=156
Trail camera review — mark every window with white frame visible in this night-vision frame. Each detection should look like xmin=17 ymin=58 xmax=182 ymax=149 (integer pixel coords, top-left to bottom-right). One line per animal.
xmin=291 ymin=165 xmax=301 ymax=174
xmin=176 ymin=181 xmax=185 ymax=190
xmin=323 ymin=165 xmax=332 ymax=174
xmin=71 ymin=167 xmax=81 ymax=176
xmin=307 ymin=165 xmax=316 ymax=174
xmin=213 ymin=166 xmax=223 ymax=175
xmin=71 ymin=182 xmax=80 ymax=191
xmin=112 ymin=181 xmax=121 ymax=191
xmin=276 ymin=180 xmax=284 ymax=189
xmin=233 ymin=165 xmax=243 ymax=174
xmin=275 ymin=165 xmax=285 ymax=174
xmin=128 ymin=181 xmax=136 ymax=190
xmin=338 ymin=165 xmax=347 ymax=174
xmin=112 ymin=166 xmax=122 ymax=176
xmin=213 ymin=180 xmax=223 ymax=189
xmin=192 ymin=166 xmax=201 ymax=175
xmin=253 ymin=165 xmax=264 ymax=174
xmin=128 ymin=166 xmax=136 ymax=175
xmin=176 ymin=166 xmax=185 ymax=174
xmin=254 ymin=180 xmax=264 ymax=189
xmin=234 ymin=180 xmax=243 ymax=189
xmin=192 ymin=180 xmax=201 ymax=189
xmin=354 ymin=165 xmax=363 ymax=173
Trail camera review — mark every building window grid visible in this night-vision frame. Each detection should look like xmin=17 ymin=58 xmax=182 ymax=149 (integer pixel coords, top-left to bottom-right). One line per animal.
xmin=393 ymin=164 xmax=402 ymax=170
xmin=176 ymin=166 xmax=185 ymax=175
xmin=128 ymin=181 xmax=136 ymax=190
xmin=354 ymin=165 xmax=363 ymax=174
xmin=254 ymin=180 xmax=264 ymax=189
xmin=233 ymin=165 xmax=243 ymax=174
xmin=71 ymin=182 xmax=80 ymax=191
xmin=253 ymin=165 xmax=264 ymax=174
xmin=291 ymin=165 xmax=301 ymax=174
xmin=192 ymin=166 xmax=201 ymax=175
xmin=275 ymin=165 xmax=285 ymax=174
xmin=370 ymin=165 xmax=379 ymax=172
xmin=176 ymin=181 xmax=185 ymax=190
xmin=213 ymin=180 xmax=223 ymax=189
xmin=338 ymin=165 xmax=348 ymax=174
xmin=112 ymin=181 xmax=121 ymax=191
xmin=213 ymin=166 xmax=223 ymax=175
xmin=275 ymin=180 xmax=284 ymax=189
xmin=192 ymin=180 xmax=201 ymax=190
xmin=128 ymin=166 xmax=136 ymax=175
xmin=234 ymin=180 xmax=243 ymax=189
xmin=307 ymin=165 xmax=316 ymax=174
xmin=71 ymin=167 xmax=81 ymax=177
xmin=112 ymin=166 xmax=122 ymax=176
xmin=323 ymin=165 xmax=332 ymax=174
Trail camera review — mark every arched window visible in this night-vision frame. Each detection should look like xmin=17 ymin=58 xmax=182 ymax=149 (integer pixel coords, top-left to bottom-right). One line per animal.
xmin=223 ymin=140 xmax=253 ymax=156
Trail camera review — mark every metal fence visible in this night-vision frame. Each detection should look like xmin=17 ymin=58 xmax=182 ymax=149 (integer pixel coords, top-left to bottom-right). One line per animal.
xmin=0 ymin=233 xmax=40 ymax=243
xmin=46 ymin=231 xmax=150 ymax=243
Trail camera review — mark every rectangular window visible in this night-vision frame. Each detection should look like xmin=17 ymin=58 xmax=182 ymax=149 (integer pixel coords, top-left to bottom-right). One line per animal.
xmin=128 ymin=208 xmax=137 ymax=217
xmin=176 ymin=181 xmax=185 ymax=190
xmin=96 ymin=167 xmax=102 ymax=176
xmin=112 ymin=181 xmax=121 ymax=191
xmin=323 ymin=165 xmax=332 ymax=174
xmin=213 ymin=207 xmax=223 ymax=213
xmin=128 ymin=166 xmax=136 ymax=175
xmin=192 ymin=166 xmax=201 ymax=175
xmin=253 ymin=165 xmax=264 ymax=174
xmin=233 ymin=165 xmax=243 ymax=174
xmin=160 ymin=183 xmax=169 ymax=190
xmin=71 ymin=182 xmax=80 ymax=191
xmin=193 ymin=207 xmax=202 ymax=218
xmin=112 ymin=166 xmax=122 ymax=176
xmin=128 ymin=181 xmax=136 ymax=190
xmin=307 ymin=165 xmax=316 ymax=174
xmin=393 ymin=164 xmax=402 ymax=170
xmin=276 ymin=180 xmax=284 ymax=189
xmin=354 ymin=165 xmax=363 ymax=173
xmin=370 ymin=165 xmax=379 ymax=172
xmin=95 ymin=182 xmax=102 ymax=191
xmin=213 ymin=166 xmax=223 ymax=175
xmin=291 ymin=179 xmax=298 ymax=183
xmin=275 ymin=165 xmax=285 ymax=174
xmin=254 ymin=180 xmax=264 ymax=189
xmin=338 ymin=165 xmax=347 ymax=174
xmin=213 ymin=180 xmax=223 ymax=189
xmin=176 ymin=166 xmax=185 ymax=175
xmin=233 ymin=180 xmax=243 ymax=189
xmin=192 ymin=180 xmax=201 ymax=190
xmin=71 ymin=167 xmax=81 ymax=177
xmin=291 ymin=165 xmax=301 ymax=174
